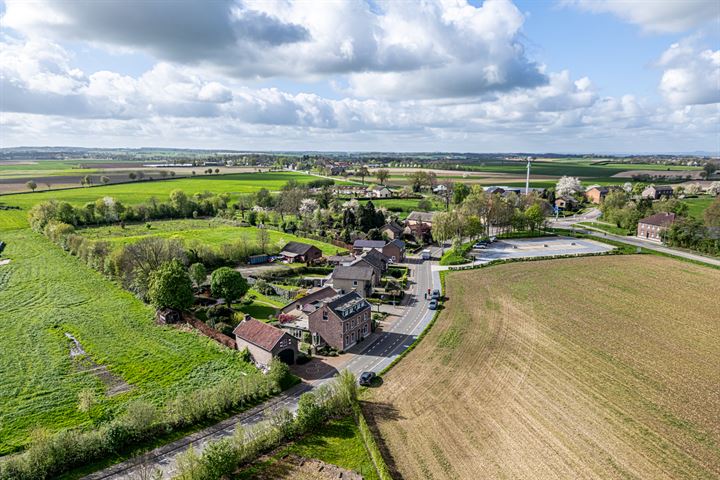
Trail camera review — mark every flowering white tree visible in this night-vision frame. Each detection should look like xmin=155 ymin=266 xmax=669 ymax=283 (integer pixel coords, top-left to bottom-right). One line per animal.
xmin=342 ymin=199 xmax=360 ymax=211
xmin=623 ymin=182 xmax=633 ymax=193
xmin=707 ymin=181 xmax=720 ymax=196
xmin=685 ymin=183 xmax=702 ymax=195
xmin=555 ymin=176 xmax=583 ymax=197
xmin=299 ymin=198 xmax=319 ymax=217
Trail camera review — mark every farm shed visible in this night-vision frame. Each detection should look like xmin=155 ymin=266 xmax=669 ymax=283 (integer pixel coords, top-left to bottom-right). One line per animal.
xmin=233 ymin=317 xmax=298 ymax=366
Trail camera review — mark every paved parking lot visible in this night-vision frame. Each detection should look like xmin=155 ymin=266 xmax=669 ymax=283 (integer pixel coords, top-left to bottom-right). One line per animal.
xmin=469 ymin=236 xmax=613 ymax=264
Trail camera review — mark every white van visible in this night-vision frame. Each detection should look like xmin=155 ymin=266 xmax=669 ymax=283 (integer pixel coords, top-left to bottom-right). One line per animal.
xmin=421 ymin=249 xmax=431 ymax=260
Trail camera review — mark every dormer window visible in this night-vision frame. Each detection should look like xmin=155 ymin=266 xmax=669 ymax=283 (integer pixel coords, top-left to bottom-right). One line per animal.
xmin=322 ymin=310 xmax=328 ymax=321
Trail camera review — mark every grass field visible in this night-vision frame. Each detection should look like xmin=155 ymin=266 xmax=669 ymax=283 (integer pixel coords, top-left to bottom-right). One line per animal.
xmin=76 ymin=219 xmax=346 ymax=255
xmin=365 ymin=255 xmax=720 ymax=480
xmin=577 ymin=221 xmax=632 ymax=236
xmin=0 ymin=172 xmax=318 ymax=229
xmin=684 ymin=196 xmax=715 ymax=219
xmin=379 ymin=161 xmax=700 ymax=187
xmin=0 ymin=229 xmax=258 ymax=455
xmin=236 ymin=416 xmax=380 ymax=480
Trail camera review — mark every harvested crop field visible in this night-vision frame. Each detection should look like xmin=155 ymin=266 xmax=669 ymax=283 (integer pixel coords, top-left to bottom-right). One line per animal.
xmin=364 ymin=255 xmax=720 ymax=480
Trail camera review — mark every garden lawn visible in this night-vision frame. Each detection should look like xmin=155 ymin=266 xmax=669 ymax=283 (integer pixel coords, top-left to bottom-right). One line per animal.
xmin=235 ymin=416 xmax=380 ymax=480
xmin=576 ymin=221 xmax=632 ymax=236
xmin=0 ymin=229 xmax=257 ymax=455
xmin=0 ymin=172 xmax=319 ymax=229
xmin=683 ymin=196 xmax=715 ymax=220
xmin=76 ymin=219 xmax=346 ymax=255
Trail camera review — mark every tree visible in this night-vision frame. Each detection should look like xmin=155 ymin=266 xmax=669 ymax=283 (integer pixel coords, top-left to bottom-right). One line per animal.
xmin=136 ymin=171 xmax=145 ymax=181
xmin=375 ymin=168 xmax=390 ymax=185
xmin=44 ymin=182 xmax=52 ymax=190
xmin=257 ymin=226 xmax=270 ymax=252
xmin=210 ymin=267 xmax=248 ymax=307
xmin=111 ymin=237 xmax=186 ymax=297
xmin=701 ymin=162 xmax=717 ymax=180
xmin=159 ymin=170 xmax=168 ymax=178
xmin=100 ymin=176 xmax=110 ymax=185
xmin=704 ymin=196 xmax=720 ymax=227
xmin=453 ymin=183 xmax=470 ymax=205
xmin=80 ymin=175 xmax=92 ymax=187
xmin=170 ymin=170 xmax=176 ymax=177
xmin=707 ymin=181 xmax=720 ymax=196
xmin=148 ymin=259 xmax=194 ymax=311
xmin=129 ymin=172 xmax=137 ymax=181
xmin=214 ymin=168 xmax=220 ymax=174
xmin=418 ymin=198 xmax=432 ymax=211
xmin=26 ymin=180 xmax=37 ymax=192
xmin=555 ymin=176 xmax=583 ymax=197
xmin=524 ymin=204 xmax=545 ymax=232
xmin=188 ymin=263 xmax=207 ymax=288
xmin=356 ymin=165 xmax=369 ymax=185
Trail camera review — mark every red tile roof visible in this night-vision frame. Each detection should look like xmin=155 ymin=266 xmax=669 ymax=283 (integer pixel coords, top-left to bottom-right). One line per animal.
xmin=233 ymin=318 xmax=286 ymax=351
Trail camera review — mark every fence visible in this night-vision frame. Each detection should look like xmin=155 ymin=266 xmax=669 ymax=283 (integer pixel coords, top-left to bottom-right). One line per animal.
xmin=184 ymin=313 xmax=236 ymax=349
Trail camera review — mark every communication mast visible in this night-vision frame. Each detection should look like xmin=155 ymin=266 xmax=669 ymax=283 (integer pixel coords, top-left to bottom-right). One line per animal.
xmin=525 ymin=156 xmax=533 ymax=195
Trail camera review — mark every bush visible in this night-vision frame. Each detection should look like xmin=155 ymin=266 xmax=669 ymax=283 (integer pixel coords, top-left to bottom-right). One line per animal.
xmin=207 ymin=304 xmax=234 ymax=323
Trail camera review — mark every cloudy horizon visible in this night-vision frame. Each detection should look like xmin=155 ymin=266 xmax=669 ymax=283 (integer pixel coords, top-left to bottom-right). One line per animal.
xmin=1 ymin=0 xmax=718 ymax=153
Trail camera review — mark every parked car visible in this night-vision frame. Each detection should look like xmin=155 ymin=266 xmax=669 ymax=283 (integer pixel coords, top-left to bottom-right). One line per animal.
xmin=359 ymin=371 xmax=376 ymax=386
xmin=429 ymin=299 xmax=438 ymax=310
xmin=431 ymin=289 xmax=441 ymax=299
xmin=421 ymin=249 xmax=432 ymax=260
xmin=489 ymin=236 xmax=497 ymax=243
xmin=474 ymin=243 xmax=488 ymax=249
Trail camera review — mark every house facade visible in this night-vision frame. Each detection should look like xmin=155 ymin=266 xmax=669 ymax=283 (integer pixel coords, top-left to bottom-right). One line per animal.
xmin=555 ymin=195 xmax=579 ymax=211
xmin=307 ymin=292 xmax=372 ymax=351
xmin=380 ymin=222 xmax=403 ymax=240
xmin=637 ymin=212 xmax=676 ymax=242
xmin=331 ymin=264 xmax=377 ymax=297
xmin=585 ymin=186 xmax=609 ymax=204
xmin=382 ymin=239 xmax=405 ymax=262
xmin=641 ymin=185 xmax=674 ymax=200
xmin=233 ymin=317 xmax=299 ymax=366
xmin=371 ymin=186 xmax=392 ymax=198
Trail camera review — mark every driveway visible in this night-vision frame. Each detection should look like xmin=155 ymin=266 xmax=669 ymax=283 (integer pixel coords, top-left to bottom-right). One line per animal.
xmin=83 ymin=250 xmax=442 ymax=479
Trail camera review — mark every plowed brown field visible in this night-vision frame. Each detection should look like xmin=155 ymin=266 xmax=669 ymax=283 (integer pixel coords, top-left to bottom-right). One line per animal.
xmin=365 ymin=255 xmax=720 ymax=480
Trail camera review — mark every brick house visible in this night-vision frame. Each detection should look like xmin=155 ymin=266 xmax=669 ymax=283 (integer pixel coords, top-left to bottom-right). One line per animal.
xmin=641 ymin=185 xmax=674 ymax=200
xmin=380 ymin=222 xmax=404 ymax=240
xmin=405 ymin=211 xmax=434 ymax=242
xmin=233 ymin=317 xmax=298 ymax=367
xmin=382 ymin=239 xmax=405 ymax=262
xmin=331 ymin=264 xmax=377 ymax=297
xmin=585 ymin=186 xmax=609 ymax=204
xmin=555 ymin=195 xmax=579 ymax=211
xmin=308 ymin=292 xmax=372 ymax=351
xmin=279 ymin=241 xmax=323 ymax=264
xmin=637 ymin=212 xmax=676 ymax=242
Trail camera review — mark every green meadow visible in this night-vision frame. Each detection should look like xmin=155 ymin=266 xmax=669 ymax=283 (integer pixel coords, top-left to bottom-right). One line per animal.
xmin=77 ymin=219 xmax=346 ymax=255
xmin=0 ymin=229 xmax=256 ymax=455
xmin=0 ymin=171 xmax=319 ymax=229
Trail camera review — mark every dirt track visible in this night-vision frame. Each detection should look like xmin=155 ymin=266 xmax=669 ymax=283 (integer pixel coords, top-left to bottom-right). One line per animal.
xmin=364 ymin=255 xmax=720 ymax=480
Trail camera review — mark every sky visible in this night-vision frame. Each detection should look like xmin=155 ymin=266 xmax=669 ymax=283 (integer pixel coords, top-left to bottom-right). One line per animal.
xmin=0 ymin=0 xmax=718 ymax=153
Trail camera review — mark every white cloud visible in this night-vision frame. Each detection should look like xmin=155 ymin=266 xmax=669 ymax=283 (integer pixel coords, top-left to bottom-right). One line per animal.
xmin=2 ymin=0 xmax=546 ymax=98
xmin=657 ymin=41 xmax=720 ymax=106
xmin=561 ymin=0 xmax=720 ymax=33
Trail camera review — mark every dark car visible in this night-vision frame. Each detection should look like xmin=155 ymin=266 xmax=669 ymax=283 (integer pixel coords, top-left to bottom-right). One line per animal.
xmin=431 ymin=289 xmax=441 ymax=299
xmin=429 ymin=299 xmax=438 ymax=310
xmin=359 ymin=371 xmax=376 ymax=386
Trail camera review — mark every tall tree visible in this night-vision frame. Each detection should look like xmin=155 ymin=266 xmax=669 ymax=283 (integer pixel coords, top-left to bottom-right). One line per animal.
xmin=26 ymin=180 xmax=37 ymax=192
xmin=148 ymin=259 xmax=194 ymax=311
xmin=357 ymin=165 xmax=369 ymax=185
xmin=210 ymin=267 xmax=249 ymax=307
xmin=188 ymin=263 xmax=207 ymax=289
xmin=375 ymin=168 xmax=390 ymax=185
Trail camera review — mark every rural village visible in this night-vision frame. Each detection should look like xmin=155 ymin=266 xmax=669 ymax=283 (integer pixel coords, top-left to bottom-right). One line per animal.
xmin=1 ymin=1 xmax=719 ymax=479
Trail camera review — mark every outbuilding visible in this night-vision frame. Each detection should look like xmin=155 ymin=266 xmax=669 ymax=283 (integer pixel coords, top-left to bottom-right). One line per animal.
xmin=233 ymin=317 xmax=299 ymax=367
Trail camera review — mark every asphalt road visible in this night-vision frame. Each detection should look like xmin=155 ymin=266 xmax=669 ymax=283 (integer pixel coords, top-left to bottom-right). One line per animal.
xmin=83 ymin=250 xmax=442 ymax=479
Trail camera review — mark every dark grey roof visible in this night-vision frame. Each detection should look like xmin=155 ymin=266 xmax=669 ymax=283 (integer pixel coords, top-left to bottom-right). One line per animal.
xmin=332 ymin=264 xmax=375 ymax=281
xmin=281 ymin=241 xmax=318 ymax=255
xmin=650 ymin=185 xmax=674 ymax=191
xmin=360 ymin=249 xmax=388 ymax=270
xmin=387 ymin=239 xmax=405 ymax=249
xmin=326 ymin=291 xmax=371 ymax=319
xmin=381 ymin=222 xmax=403 ymax=234
xmin=353 ymin=239 xmax=386 ymax=249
